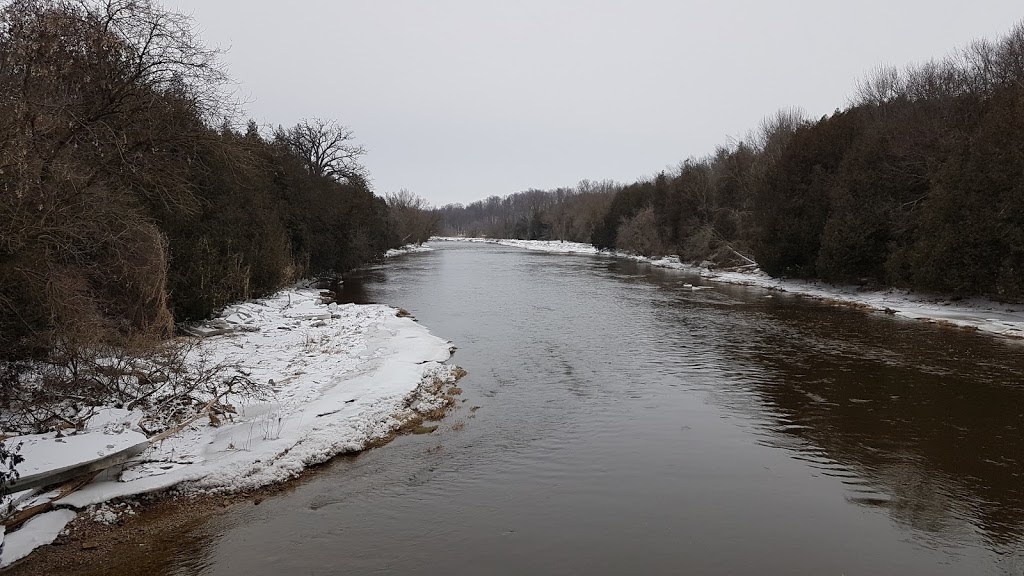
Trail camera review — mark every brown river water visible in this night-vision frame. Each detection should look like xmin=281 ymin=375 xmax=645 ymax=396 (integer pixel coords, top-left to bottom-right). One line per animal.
xmin=97 ymin=243 xmax=1024 ymax=574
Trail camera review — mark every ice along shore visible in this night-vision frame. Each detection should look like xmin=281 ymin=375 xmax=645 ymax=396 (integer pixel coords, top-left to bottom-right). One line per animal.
xmin=433 ymin=237 xmax=1024 ymax=339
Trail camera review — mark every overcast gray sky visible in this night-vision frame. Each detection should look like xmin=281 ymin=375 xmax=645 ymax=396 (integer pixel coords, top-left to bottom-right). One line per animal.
xmin=171 ymin=1 xmax=1021 ymax=206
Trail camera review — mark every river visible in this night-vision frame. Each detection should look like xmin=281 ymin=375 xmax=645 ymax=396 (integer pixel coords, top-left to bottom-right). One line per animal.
xmin=156 ymin=242 xmax=1024 ymax=574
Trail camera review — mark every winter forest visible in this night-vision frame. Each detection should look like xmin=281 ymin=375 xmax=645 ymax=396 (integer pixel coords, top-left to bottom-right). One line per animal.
xmin=440 ymin=22 xmax=1024 ymax=302
xmin=4 ymin=0 xmax=1024 ymax=571
xmin=0 ymin=0 xmax=436 ymax=398
xmin=3 ymin=0 xmax=1024 ymax=431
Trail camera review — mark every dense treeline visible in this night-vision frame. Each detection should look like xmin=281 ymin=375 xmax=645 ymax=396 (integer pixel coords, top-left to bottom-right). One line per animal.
xmin=441 ymin=22 xmax=1024 ymax=302
xmin=0 ymin=0 xmax=427 ymax=374
xmin=437 ymin=180 xmax=620 ymax=242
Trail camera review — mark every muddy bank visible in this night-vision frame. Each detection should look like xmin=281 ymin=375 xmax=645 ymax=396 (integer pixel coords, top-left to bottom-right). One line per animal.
xmin=0 ymin=284 xmax=464 ymax=567
xmin=2 ymin=371 xmax=466 ymax=575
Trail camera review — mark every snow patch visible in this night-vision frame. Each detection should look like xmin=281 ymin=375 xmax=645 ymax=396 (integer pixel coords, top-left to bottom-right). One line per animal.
xmin=2 ymin=288 xmax=461 ymax=562
xmin=385 ymin=243 xmax=435 ymax=257
xmin=433 ymin=237 xmax=598 ymax=254
xmin=2 ymin=431 xmax=148 ymax=484
xmin=56 ymin=291 xmax=457 ymax=506
xmin=84 ymin=408 xmax=145 ymax=435
xmin=0 ymin=509 xmax=76 ymax=567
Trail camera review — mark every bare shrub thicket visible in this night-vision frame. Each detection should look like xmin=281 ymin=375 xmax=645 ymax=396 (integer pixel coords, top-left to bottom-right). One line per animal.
xmin=0 ymin=338 xmax=265 ymax=435
xmin=0 ymin=0 xmax=211 ymax=348
xmin=0 ymin=1 xmax=393 ymax=434
xmin=616 ymin=207 xmax=664 ymax=258
xmin=437 ymin=180 xmax=620 ymax=242
xmin=386 ymin=189 xmax=440 ymax=245
xmin=0 ymin=0 xmax=228 ymax=418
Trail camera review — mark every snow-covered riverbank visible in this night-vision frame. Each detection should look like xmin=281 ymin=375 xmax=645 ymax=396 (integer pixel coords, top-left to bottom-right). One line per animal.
xmin=385 ymin=243 xmax=435 ymax=257
xmin=1 ymin=288 xmax=461 ymax=566
xmin=433 ymin=237 xmax=1024 ymax=339
xmin=433 ymin=237 xmax=599 ymax=255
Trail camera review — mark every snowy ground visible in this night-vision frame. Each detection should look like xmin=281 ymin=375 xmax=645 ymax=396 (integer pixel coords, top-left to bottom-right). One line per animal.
xmin=1 ymin=288 xmax=460 ymax=566
xmin=385 ymin=243 xmax=435 ymax=257
xmin=433 ymin=236 xmax=599 ymax=255
xmin=433 ymin=237 xmax=1024 ymax=339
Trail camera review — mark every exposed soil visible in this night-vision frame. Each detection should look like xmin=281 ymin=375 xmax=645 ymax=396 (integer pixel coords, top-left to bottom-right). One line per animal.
xmin=3 ymin=371 xmax=466 ymax=575
xmin=4 ymin=489 xmax=250 ymax=576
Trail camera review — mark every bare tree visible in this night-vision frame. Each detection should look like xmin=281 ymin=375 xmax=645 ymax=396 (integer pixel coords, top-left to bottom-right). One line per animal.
xmin=278 ymin=118 xmax=367 ymax=182
xmin=616 ymin=207 xmax=665 ymax=258
xmin=0 ymin=0 xmax=229 ymax=361
xmin=755 ymin=107 xmax=807 ymax=156
xmin=386 ymin=189 xmax=439 ymax=245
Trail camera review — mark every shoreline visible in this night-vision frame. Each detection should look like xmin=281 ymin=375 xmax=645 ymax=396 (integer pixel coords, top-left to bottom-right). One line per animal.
xmin=1 ymin=284 xmax=464 ymax=568
xmin=433 ymin=237 xmax=1024 ymax=340
xmin=1 ymin=393 xmax=466 ymax=576
xmin=384 ymin=243 xmax=435 ymax=258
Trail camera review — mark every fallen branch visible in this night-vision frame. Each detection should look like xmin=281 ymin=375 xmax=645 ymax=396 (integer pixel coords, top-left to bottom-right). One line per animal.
xmin=718 ymin=263 xmax=759 ymax=272
xmin=726 ymin=245 xmax=758 ymax=266
xmin=3 ymin=470 xmax=101 ymax=531
xmin=147 ymin=374 xmax=259 ymax=444
xmin=4 ymin=439 xmax=149 ymax=494
xmin=147 ymin=390 xmax=229 ymax=444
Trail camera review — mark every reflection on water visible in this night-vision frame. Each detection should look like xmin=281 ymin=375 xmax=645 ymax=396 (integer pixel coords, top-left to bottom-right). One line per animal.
xmin=91 ymin=243 xmax=1024 ymax=576
xmin=725 ymin=303 xmax=1024 ymax=551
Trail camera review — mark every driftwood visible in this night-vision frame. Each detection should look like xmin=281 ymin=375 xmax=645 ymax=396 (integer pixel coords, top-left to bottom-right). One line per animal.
xmin=3 ymin=389 xmax=231 ymax=530
xmin=725 ymin=245 xmax=758 ymax=267
xmin=147 ymin=392 xmax=227 ymax=444
xmin=718 ymin=263 xmax=759 ymax=272
xmin=180 ymin=325 xmax=236 ymax=338
xmin=5 ymin=439 xmax=150 ymax=494
xmin=179 ymin=318 xmax=259 ymax=338
xmin=3 ymin=471 xmax=101 ymax=531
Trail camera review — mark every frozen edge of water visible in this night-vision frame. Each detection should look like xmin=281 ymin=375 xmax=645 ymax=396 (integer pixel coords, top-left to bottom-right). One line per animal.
xmin=433 ymin=237 xmax=1024 ymax=340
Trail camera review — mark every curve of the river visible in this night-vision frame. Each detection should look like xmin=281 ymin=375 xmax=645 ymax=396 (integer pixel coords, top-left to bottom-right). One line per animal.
xmin=162 ymin=243 xmax=1024 ymax=575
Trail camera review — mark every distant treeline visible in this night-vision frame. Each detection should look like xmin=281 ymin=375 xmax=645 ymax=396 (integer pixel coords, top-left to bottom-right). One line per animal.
xmin=440 ymin=22 xmax=1024 ymax=302
xmin=437 ymin=180 xmax=619 ymax=242
xmin=0 ymin=0 xmax=434 ymax=367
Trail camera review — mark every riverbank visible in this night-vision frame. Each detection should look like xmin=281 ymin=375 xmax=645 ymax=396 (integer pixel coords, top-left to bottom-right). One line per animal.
xmin=385 ymin=243 xmax=435 ymax=258
xmin=0 ymin=287 xmax=463 ymax=568
xmin=433 ymin=237 xmax=1024 ymax=339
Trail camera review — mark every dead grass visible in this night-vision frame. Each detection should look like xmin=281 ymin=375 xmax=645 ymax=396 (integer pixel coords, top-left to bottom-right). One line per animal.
xmin=0 ymin=480 xmax=305 ymax=576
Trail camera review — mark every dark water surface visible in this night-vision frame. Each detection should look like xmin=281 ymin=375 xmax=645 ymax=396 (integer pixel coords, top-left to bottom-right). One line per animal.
xmin=174 ymin=242 xmax=1024 ymax=575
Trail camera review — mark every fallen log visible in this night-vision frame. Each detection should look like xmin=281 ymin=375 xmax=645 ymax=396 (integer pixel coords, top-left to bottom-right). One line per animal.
xmin=3 ymin=471 xmax=100 ymax=531
xmin=4 ymin=437 xmax=149 ymax=494
xmin=179 ymin=324 xmax=237 ymax=338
